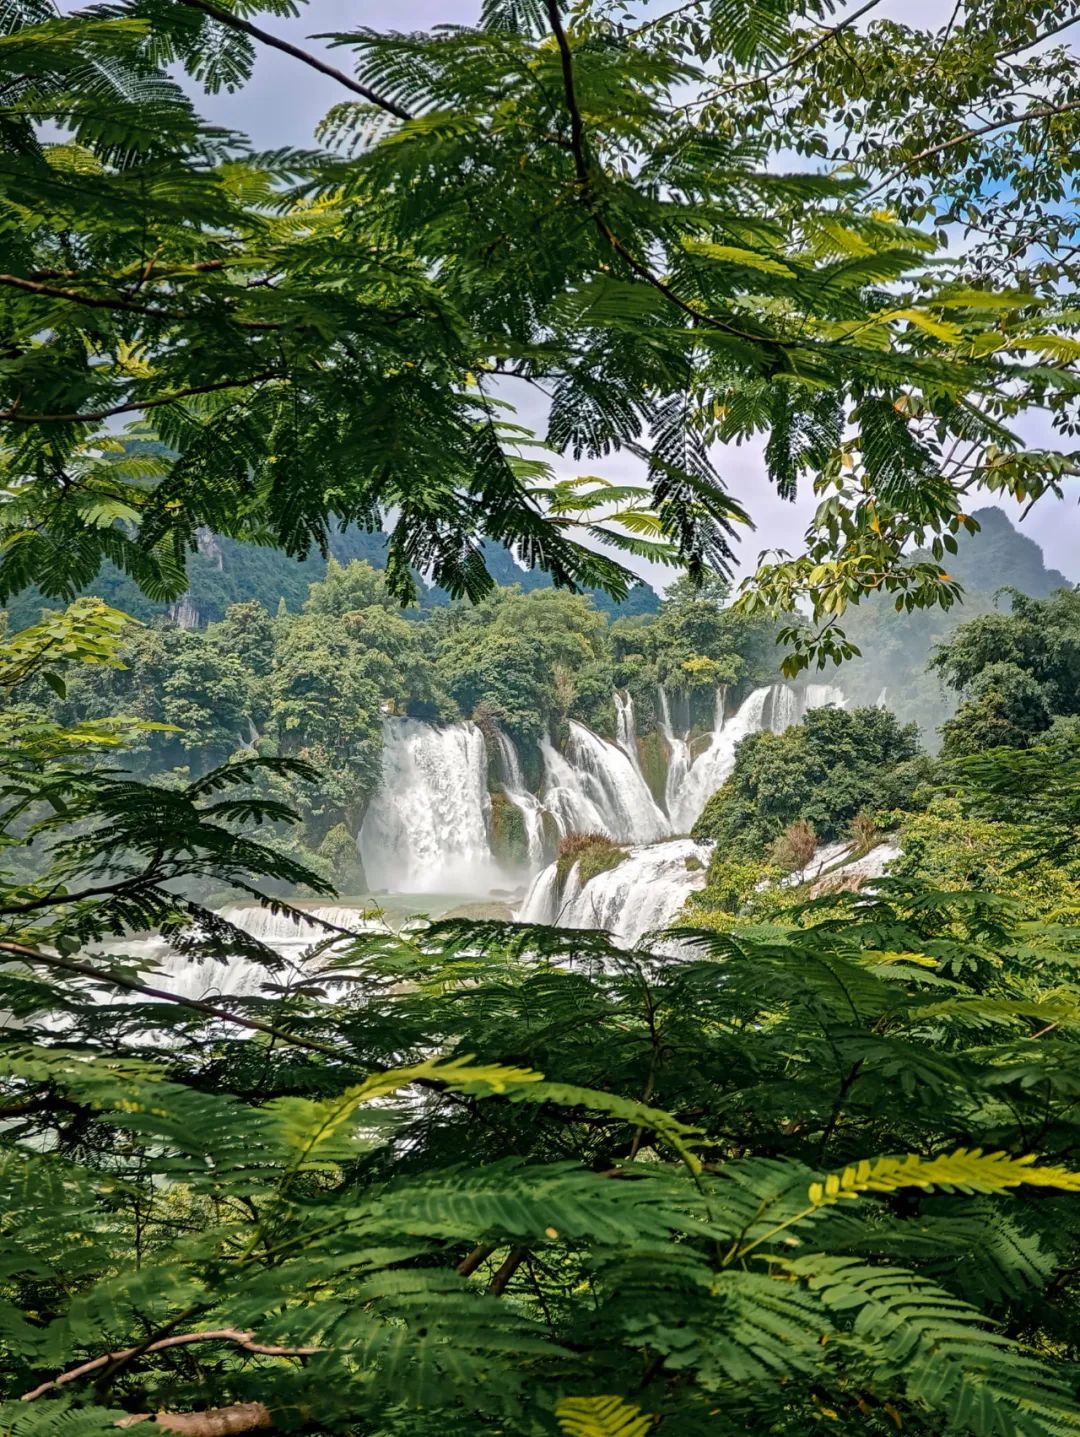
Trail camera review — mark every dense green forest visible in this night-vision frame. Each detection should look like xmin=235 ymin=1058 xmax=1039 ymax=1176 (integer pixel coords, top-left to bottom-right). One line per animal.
xmin=3 ymin=0 xmax=1080 ymax=1434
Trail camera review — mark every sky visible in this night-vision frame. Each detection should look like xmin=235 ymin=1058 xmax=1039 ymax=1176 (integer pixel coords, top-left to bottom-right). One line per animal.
xmin=195 ymin=0 xmax=1080 ymax=588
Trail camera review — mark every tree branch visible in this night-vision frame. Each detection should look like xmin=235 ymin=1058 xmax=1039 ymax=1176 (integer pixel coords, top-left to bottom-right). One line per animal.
xmin=119 ymin=1403 xmax=272 ymax=1435
xmin=692 ymin=0 xmax=883 ymax=106
xmin=997 ymin=14 xmax=1080 ymax=61
xmin=543 ymin=0 xmax=764 ymax=345
xmin=22 ymin=1330 xmax=321 ymax=1402
xmin=866 ymin=97 xmax=1080 ymax=196
xmin=0 ymin=273 xmax=165 ymax=318
xmin=456 ymin=1241 xmax=497 ymax=1277
xmin=488 ymin=1245 xmax=529 ymax=1296
xmin=172 ymin=0 xmax=413 ymax=122
xmin=544 ymin=0 xmax=589 ymax=189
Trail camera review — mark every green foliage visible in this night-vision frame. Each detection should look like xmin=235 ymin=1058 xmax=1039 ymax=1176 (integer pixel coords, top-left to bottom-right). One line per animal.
xmin=694 ymin=704 xmax=926 ymax=853
xmin=489 ymin=791 xmax=529 ymax=869
xmin=611 ymin=575 xmax=781 ymax=730
xmin=555 ymin=832 xmax=626 ymax=889
xmin=316 ymin=822 xmax=367 ymax=895
xmin=3 ymin=1 xmax=1080 ymax=670
xmin=830 ymin=507 xmax=1072 ymax=740
xmin=934 ymin=588 xmax=1080 ymax=756
xmin=1 ymin=607 xmax=1080 ymax=1436
xmin=431 ymin=587 xmax=613 ymax=744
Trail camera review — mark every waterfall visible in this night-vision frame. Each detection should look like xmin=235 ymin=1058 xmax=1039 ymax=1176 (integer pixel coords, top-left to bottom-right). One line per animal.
xmin=614 ymin=690 xmax=644 ymax=776
xmin=540 ymin=722 xmax=671 ymax=844
xmin=664 ymin=686 xmax=770 ymax=833
xmin=802 ymin=681 xmax=847 ymax=715
xmin=352 ymin=683 xmax=847 ymax=900
xmin=220 ymin=904 xmax=370 ymax=945
xmin=763 ymin=682 xmax=799 ymax=733
xmin=517 ymin=839 xmax=709 ymax=948
xmin=359 ymin=717 xmax=500 ymax=893
xmin=658 ymin=682 xmax=847 ymax=835
xmin=657 ymin=687 xmax=692 ymax=819
xmin=494 ymin=730 xmax=548 ymax=868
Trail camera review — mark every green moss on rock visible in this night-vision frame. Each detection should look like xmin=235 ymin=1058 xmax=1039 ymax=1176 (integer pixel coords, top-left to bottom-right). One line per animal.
xmin=555 ymin=831 xmax=626 ymax=890
xmin=317 ymin=822 xmax=367 ymax=894
xmin=489 ymin=791 xmax=528 ymax=867
xmin=637 ymin=729 xmax=670 ymax=808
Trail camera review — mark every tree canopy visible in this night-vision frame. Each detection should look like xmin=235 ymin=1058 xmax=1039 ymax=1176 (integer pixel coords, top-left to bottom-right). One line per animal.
xmin=694 ymin=703 xmax=926 ymax=853
xmin=3 ymin=0 xmax=1079 ymax=668
xmin=935 ymin=588 xmax=1080 ymax=755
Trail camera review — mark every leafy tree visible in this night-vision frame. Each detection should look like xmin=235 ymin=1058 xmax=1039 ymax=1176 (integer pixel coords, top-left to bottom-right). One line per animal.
xmin=267 ymin=615 xmax=393 ymax=838
xmin=940 ymin=663 xmax=1055 ymax=757
xmin=209 ymin=600 xmax=277 ymax=679
xmin=54 ymin=623 xmax=256 ymax=771
xmin=694 ymin=705 xmax=926 ymax=853
xmin=934 ymin=588 xmax=1080 ymax=754
xmin=829 ymin=507 xmax=1072 ymax=739
xmin=2 ymin=0 xmax=1079 ymax=668
xmin=432 ymin=588 xmax=612 ymax=743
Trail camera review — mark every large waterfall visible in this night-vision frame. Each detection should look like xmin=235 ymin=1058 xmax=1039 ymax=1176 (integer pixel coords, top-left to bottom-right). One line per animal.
xmin=514 ymin=680 xmax=845 ymax=944
xmin=350 ymin=681 xmax=844 ymax=932
xmin=359 ymin=717 xmax=500 ymax=893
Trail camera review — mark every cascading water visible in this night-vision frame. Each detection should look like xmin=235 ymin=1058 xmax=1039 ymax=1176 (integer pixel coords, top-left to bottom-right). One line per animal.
xmin=494 ymin=730 xmax=548 ymax=868
xmin=540 ymin=721 xmax=671 ymax=844
xmin=657 ymin=687 xmax=693 ymax=819
xmin=614 ymin=690 xmax=645 ymax=778
xmin=359 ymin=717 xmax=500 ymax=893
xmin=516 ymin=680 xmax=849 ymax=943
xmin=663 ymin=685 xmax=763 ymax=834
xmin=348 ymin=682 xmax=847 ymax=930
xmin=518 ymin=839 xmax=710 ymax=948
xmin=97 ymin=904 xmax=375 ymax=1005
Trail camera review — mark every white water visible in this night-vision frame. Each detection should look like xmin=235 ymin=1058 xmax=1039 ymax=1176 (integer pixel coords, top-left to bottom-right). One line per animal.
xmin=539 ymin=722 xmax=671 ymax=845
xmin=495 ymin=730 xmax=549 ymax=868
xmin=518 ymin=839 xmax=710 ymax=947
xmin=359 ymin=717 xmax=501 ymax=893
xmin=355 ymin=684 xmax=844 ymax=907
xmin=515 ymin=680 xmax=847 ymax=943
xmin=614 ymin=690 xmax=645 ymax=778
xmin=658 ymin=687 xmax=693 ymax=820
xmin=97 ymin=904 xmax=378 ymax=1003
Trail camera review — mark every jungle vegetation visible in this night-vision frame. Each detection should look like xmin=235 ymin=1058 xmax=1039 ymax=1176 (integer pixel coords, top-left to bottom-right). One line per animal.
xmin=2 ymin=1 xmax=1080 ymax=1435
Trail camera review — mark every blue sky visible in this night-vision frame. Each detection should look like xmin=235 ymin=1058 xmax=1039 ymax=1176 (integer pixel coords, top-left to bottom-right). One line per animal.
xmin=197 ymin=0 xmax=1080 ymax=587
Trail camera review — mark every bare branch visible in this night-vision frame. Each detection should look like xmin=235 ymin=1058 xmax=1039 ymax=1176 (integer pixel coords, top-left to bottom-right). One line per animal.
xmin=691 ymin=0 xmax=883 ymax=107
xmin=0 ymin=372 xmax=283 ymax=425
xmin=23 ymin=1330 xmax=321 ymax=1403
xmin=865 ymin=97 xmax=1080 ymax=196
xmin=119 ymin=1402 xmax=273 ymax=1435
xmin=173 ymin=0 xmax=413 ymax=122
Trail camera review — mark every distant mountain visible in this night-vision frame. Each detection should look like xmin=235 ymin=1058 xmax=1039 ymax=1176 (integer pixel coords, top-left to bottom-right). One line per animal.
xmin=837 ymin=507 xmax=1072 ymax=745
xmin=5 ymin=529 xmax=659 ymax=630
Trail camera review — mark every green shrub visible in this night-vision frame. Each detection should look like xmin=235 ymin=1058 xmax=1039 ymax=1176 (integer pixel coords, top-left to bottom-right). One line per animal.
xmin=555 ymin=831 xmax=626 ymax=889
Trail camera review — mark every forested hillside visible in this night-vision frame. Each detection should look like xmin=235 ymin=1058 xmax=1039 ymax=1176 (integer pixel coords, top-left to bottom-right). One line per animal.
xmin=833 ymin=507 xmax=1072 ymax=737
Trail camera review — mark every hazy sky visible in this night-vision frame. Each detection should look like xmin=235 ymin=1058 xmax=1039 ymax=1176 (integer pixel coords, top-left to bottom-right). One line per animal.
xmin=198 ymin=0 xmax=1080 ymax=587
